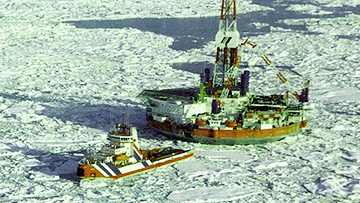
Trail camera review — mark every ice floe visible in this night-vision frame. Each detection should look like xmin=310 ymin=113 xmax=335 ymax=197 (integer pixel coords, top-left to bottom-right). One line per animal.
xmin=167 ymin=187 xmax=260 ymax=202
xmin=0 ymin=0 xmax=359 ymax=202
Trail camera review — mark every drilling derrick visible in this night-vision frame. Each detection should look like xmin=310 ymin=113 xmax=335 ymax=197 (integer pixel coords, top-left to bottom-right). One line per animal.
xmin=212 ymin=0 xmax=240 ymax=88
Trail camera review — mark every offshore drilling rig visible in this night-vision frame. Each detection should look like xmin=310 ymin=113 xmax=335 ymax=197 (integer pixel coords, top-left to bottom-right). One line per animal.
xmin=138 ymin=0 xmax=310 ymax=144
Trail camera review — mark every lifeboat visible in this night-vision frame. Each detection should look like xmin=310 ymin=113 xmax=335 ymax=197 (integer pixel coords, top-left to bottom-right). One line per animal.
xmin=225 ymin=120 xmax=237 ymax=128
xmin=196 ymin=119 xmax=207 ymax=127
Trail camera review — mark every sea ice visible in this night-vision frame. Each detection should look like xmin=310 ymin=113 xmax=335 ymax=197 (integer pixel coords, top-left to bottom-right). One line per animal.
xmin=0 ymin=0 xmax=359 ymax=202
xmin=30 ymin=171 xmax=60 ymax=181
xmin=167 ymin=187 xmax=260 ymax=202
xmin=20 ymin=159 xmax=48 ymax=167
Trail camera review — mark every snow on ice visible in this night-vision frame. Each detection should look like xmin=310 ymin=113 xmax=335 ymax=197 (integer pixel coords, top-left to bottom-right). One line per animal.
xmin=0 ymin=0 xmax=360 ymax=202
xmin=167 ymin=187 xmax=260 ymax=202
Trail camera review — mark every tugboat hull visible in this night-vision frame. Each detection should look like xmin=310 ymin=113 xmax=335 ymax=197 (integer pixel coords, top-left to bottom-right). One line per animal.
xmin=78 ymin=150 xmax=193 ymax=180
xmin=77 ymin=121 xmax=193 ymax=181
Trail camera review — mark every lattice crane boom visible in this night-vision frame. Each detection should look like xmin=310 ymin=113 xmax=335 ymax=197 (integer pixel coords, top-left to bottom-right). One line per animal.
xmin=242 ymin=39 xmax=306 ymax=101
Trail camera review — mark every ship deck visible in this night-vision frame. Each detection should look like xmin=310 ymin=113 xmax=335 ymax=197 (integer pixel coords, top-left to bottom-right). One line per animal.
xmin=138 ymin=88 xmax=200 ymax=103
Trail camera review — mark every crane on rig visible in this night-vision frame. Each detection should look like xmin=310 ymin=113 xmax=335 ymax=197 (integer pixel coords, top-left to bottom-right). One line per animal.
xmin=242 ymin=39 xmax=310 ymax=102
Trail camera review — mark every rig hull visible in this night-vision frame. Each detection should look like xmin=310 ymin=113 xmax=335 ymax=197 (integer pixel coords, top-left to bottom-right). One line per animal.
xmin=139 ymin=88 xmax=310 ymax=145
xmin=147 ymin=115 xmax=307 ymax=145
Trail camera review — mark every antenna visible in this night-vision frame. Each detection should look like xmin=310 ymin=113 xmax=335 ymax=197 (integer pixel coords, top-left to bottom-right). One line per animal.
xmin=201 ymin=62 xmax=205 ymax=84
xmin=121 ymin=113 xmax=126 ymax=134
xmin=88 ymin=144 xmax=92 ymax=164
xmin=127 ymin=107 xmax=130 ymax=128
xmin=110 ymin=111 xmax=113 ymax=132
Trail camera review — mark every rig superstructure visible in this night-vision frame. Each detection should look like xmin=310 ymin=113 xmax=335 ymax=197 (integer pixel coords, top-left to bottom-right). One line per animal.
xmin=138 ymin=0 xmax=310 ymax=144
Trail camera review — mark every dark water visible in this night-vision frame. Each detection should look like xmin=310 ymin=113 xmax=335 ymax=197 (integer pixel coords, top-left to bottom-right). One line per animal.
xmin=171 ymin=61 xmax=213 ymax=74
xmin=63 ymin=2 xmax=358 ymax=51
xmin=63 ymin=1 xmax=359 ymax=74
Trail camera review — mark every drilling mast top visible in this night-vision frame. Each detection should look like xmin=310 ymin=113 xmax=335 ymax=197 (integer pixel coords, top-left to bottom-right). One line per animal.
xmin=216 ymin=0 xmax=239 ymax=49
xmin=213 ymin=0 xmax=241 ymax=88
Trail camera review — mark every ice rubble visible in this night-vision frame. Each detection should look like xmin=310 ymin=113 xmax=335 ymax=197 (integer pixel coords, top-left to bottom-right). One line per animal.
xmin=0 ymin=0 xmax=360 ymax=202
xmin=168 ymin=187 xmax=260 ymax=202
xmin=0 ymin=0 xmax=273 ymax=21
xmin=314 ymin=0 xmax=360 ymax=7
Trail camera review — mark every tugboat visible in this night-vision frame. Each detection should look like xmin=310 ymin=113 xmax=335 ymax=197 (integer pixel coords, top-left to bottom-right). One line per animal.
xmin=138 ymin=0 xmax=311 ymax=145
xmin=77 ymin=116 xmax=193 ymax=180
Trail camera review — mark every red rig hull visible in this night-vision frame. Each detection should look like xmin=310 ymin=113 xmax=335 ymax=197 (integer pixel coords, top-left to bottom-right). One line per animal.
xmin=146 ymin=115 xmax=307 ymax=145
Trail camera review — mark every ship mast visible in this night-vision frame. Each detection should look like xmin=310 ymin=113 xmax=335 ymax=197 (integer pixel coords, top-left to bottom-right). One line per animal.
xmin=88 ymin=144 xmax=92 ymax=164
xmin=212 ymin=0 xmax=240 ymax=88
